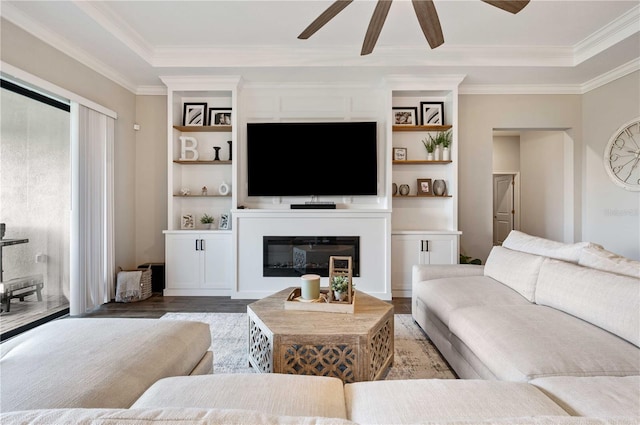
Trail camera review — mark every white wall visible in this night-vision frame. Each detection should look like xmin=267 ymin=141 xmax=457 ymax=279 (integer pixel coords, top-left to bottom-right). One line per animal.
xmin=492 ymin=135 xmax=520 ymax=172
xmin=1 ymin=19 xmax=138 ymax=270
xmin=582 ymin=71 xmax=640 ymax=260
xmin=458 ymin=94 xmax=582 ymax=261
xmin=520 ymin=131 xmax=567 ymax=241
xmin=134 ymin=96 xmax=167 ymax=264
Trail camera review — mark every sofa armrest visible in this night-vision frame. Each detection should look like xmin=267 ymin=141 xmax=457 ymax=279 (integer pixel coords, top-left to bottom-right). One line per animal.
xmin=412 ymin=264 xmax=484 ymax=285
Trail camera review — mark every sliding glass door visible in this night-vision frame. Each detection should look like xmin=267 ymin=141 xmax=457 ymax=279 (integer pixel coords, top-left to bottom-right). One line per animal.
xmin=0 ymin=80 xmax=71 ymax=339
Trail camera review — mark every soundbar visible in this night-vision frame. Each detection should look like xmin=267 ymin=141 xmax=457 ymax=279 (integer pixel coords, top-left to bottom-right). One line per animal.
xmin=290 ymin=203 xmax=336 ymax=210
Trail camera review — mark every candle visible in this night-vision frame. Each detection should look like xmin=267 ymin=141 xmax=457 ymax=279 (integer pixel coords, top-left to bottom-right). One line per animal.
xmin=300 ymin=274 xmax=321 ymax=300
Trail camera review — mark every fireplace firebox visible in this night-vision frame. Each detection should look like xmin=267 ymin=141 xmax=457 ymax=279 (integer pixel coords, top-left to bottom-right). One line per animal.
xmin=263 ymin=236 xmax=360 ymax=277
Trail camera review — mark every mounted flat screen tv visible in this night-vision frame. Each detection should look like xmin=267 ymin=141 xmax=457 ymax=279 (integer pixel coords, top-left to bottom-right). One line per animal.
xmin=247 ymin=122 xmax=378 ymax=197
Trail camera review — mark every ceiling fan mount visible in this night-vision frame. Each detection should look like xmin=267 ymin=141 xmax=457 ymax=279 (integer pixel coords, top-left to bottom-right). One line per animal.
xmin=298 ymin=0 xmax=530 ymax=56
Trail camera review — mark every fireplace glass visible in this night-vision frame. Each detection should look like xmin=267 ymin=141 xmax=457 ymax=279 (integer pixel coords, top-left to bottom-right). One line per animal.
xmin=263 ymin=236 xmax=360 ymax=277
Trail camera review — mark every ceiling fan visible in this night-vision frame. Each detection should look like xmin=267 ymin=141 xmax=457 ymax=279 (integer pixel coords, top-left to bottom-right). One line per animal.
xmin=298 ymin=0 xmax=530 ymax=55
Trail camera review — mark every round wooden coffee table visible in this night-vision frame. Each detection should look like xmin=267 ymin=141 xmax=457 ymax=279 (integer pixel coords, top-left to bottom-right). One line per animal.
xmin=247 ymin=287 xmax=394 ymax=383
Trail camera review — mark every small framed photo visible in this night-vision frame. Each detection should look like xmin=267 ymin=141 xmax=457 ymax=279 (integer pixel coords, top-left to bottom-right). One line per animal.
xmin=218 ymin=213 xmax=231 ymax=230
xmin=183 ymin=103 xmax=207 ymax=126
xmin=417 ymin=178 xmax=433 ymax=196
xmin=420 ymin=101 xmax=444 ymax=125
xmin=208 ymin=108 xmax=232 ymax=126
xmin=181 ymin=213 xmax=195 ymax=229
xmin=392 ymin=107 xmax=418 ymax=126
xmin=393 ymin=147 xmax=407 ymax=161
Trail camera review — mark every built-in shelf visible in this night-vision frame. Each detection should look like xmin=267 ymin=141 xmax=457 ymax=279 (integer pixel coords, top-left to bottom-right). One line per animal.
xmin=393 ymin=195 xmax=452 ymax=198
xmin=393 ymin=160 xmax=452 ymax=165
xmin=392 ymin=125 xmax=452 ymax=132
xmin=173 ymin=194 xmax=231 ymax=198
xmin=173 ymin=125 xmax=232 ymax=132
xmin=173 ymin=160 xmax=232 ymax=165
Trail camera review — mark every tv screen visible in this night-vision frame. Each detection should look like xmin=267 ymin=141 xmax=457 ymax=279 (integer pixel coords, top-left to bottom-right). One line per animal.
xmin=247 ymin=122 xmax=378 ymax=197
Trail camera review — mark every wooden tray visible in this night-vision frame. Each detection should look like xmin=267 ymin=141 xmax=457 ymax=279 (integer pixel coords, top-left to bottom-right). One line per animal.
xmin=284 ymin=287 xmax=356 ymax=314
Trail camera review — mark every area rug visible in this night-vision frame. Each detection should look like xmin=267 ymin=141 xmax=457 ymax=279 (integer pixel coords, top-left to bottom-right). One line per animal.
xmin=161 ymin=312 xmax=456 ymax=380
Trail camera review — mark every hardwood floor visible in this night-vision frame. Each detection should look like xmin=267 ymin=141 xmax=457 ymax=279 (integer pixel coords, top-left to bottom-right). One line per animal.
xmin=80 ymin=294 xmax=412 ymax=318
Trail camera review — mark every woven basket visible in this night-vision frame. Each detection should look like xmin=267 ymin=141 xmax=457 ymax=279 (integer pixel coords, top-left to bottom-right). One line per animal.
xmin=116 ymin=265 xmax=152 ymax=302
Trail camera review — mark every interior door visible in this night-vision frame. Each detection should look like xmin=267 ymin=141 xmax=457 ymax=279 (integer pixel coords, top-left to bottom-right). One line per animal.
xmin=493 ymin=174 xmax=514 ymax=245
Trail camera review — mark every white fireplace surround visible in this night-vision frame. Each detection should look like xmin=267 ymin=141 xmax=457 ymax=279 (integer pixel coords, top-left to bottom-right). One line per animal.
xmin=233 ymin=210 xmax=392 ymax=300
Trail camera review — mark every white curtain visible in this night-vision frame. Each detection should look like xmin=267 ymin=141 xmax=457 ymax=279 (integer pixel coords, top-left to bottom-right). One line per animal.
xmin=70 ymin=103 xmax=115 ymax=315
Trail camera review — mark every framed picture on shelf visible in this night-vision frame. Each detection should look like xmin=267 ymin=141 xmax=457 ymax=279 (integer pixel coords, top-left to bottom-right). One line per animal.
xmin=420 ymin=101 xmax=444 ymax=125
xmin=393 ymin=147 xmax=407 ymax=161
xmin=219 ymin=213 xmax=231 ymax=230
xmin=392 ymin=107 xmax=418 ymax=126
xmin=417 ymin=178 xmax=433 ymax=196
xmin=208 ymin=108 xmax=232 ymax=126
xmin=181 ymin=213 xmax=195 ymax=229
xmin=183 ymin=103 xmax=207 ymax=126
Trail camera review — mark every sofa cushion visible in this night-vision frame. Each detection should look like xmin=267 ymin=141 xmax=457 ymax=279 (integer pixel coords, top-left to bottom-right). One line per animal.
xmin=502 ymin=230 xmax=594 ymax=263
xmin=414 ymin=275 xmax=530 ymax=326
xmin=448 ymin=305 xmax=640 ymax=382
xmin=484 ymin=246 xmax=544 ymax=302
xmin=578 ymin=245 xmax=640 ymax=279
xmin=344 ymin=379 xmax=568 ymax=424
xmin=0 ymin=408 xmax=357 ymax=425
xmin=0 ymin=318 xmax=212 ymax=411
xmin=132 ymin=374 xmax=348 ymax=419
xmin=530 ymin=376 xmax=640 ymax=417
xmin=536 ymin=259 xmax=640 ymax=347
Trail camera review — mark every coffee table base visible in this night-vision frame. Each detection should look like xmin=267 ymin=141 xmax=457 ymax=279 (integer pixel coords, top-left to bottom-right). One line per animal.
xmin=248 ymin=289 xmax=394 ymax=383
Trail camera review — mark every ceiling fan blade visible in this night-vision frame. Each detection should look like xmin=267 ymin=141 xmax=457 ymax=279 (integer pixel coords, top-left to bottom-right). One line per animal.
xmin=361 ymin=0 xmax=393 ymax=56
xmin=481 ymin=0 xmax=530 ymax=14
xmin=411 ymin=0 xmax=444 ymax=49
xmin=298 ymin=0 xmax=354 ymax=39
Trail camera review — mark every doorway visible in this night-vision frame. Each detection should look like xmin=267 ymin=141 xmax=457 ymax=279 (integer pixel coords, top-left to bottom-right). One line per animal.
xmin=493 ymin=174 xmax=517 ymax=245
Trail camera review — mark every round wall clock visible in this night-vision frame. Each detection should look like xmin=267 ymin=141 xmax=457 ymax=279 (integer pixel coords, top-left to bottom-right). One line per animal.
xmin=604 ymin=117 xmax=640 ymax=191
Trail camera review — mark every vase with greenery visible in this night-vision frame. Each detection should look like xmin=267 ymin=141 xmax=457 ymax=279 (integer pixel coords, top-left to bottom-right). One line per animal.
xmin=200 ymin=213 xmax=215 ymax=229
xmin=421 ymin=138 xmax=435 ymax=161
xmin=438 ymin=130 xmax=452 ymax=161
xmin=330 ymin=275 xmax=353 ymax=301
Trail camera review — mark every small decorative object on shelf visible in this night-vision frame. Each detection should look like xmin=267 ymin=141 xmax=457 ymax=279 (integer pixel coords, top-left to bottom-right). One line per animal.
xmin=200 ymin=213 xmax=214 ymax=229
xmin=421 ymin=137 xmax=435 ymax=161
xmin=179 ymin=136 xmax=199 ymax=160
xmin=227 ymin=140 xmax=232 ymax=161
xmin=180 ymin=187 xmax=191 ymax=196
xmin=441 ymin=130 xmax=452 ymax=161
xmin=393 ymin=147 xmax=407 ymax=161
xmin=399 ymin=184 xmax=410 ymax=196
xmin=181 ymin=213 xmax=195 ymax=229
xmin=433 ymin=179 xmax=447 ymax=196
xmin=218 ymin=181 xmax=230 ymax=196
xmin=330 ymin=275 xmax=351 ymax=301
xmin=213 ymin=146 xmax=221 ymax=161
xmin=417 ymin=178 xmax=433 ymax=196
xmin=208 ymin=108 xmax=231 ymax=126
xmin=219 ymin=213 xmax=231 ymax=230
xmin=392 ymin=183 xmax=398 ymax=196
xmin=183 ymin=103 xmax=207 ymax=126
xmin=201 ymin=186 xmax=208 ymax=196
xmin=420 ymin=101 xmax=444 ymax=125
xmin=392 ymin=107 xmax=418 ymax=126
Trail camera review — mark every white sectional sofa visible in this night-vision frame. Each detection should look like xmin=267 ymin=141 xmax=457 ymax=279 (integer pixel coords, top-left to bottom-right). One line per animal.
xmin=1 ymin=232 xmax=638 ymax=424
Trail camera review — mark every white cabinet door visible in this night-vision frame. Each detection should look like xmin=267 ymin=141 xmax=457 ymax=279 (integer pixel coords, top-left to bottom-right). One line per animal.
xmin=202 ymin=234 xmax=232 ymax=289
xmin=166 ymin=233 xmax=201 ymax=289
xmin=165 ymin=232 xmax=232 ymax=295
xmin=391 ymin=233 xmax=459 ymax=296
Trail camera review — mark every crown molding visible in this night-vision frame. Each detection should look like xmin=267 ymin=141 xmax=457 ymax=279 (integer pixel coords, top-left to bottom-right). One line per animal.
xmin=135 ymin=85 xmax=167 ymax=96
xmin=1 ymin=2 xmax=139 ymax=94
xmin=459 ymin=84 xmax=583 ymax=95
xmin=581 ymin=58 xmax=640 ymax=94
xmin=574 ymin=4 xmax=640 ymax=65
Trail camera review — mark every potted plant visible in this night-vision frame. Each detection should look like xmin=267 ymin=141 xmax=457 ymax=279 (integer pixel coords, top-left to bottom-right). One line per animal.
xmin=438 ymin=130 xmax=452 ymax=161
xmin=200 ymin=213 xmax=215 ymax=229
xmin=421 ymin=138 xmax=435 ymax=161
xmin=330 ymin=275 xmax=353 ymax=301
